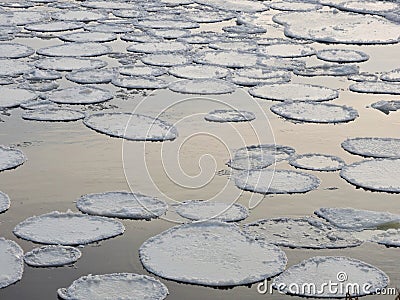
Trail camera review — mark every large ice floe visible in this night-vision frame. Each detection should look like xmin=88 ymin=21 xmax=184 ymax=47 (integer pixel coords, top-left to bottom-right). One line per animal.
xmin=289 ymin=153 xmax=345 ymax=171
xmin=0 ymin=238 xmax=24 ymax=289
xmin=112 ymin=76 xmax=168 ymax=89
xmin=194 ymin=0 xmax=269 ymax=13
xmin=249 ymin=83 xmax=339 ymax=102
xmin=126 ymin=41 xmax=191 ymax=53
xmin=24 ymin=245 xmax=81 ymax=267
xmin=194 ymin=50 xmax=259 ymax=68
xmin=66 ymin=68 xmax=116 ymax=84
xmin=76 ymin=191 xmax=168 ymax=220
xmin=315 ymin=207 xmax=400 ymax=231
xmin=234 ymin=169 xmax=320 ymax=194
xmin=168 ymin=65 xmax=230 ymax=79
xmin=340 ymin=159 xmax=400 ymax=193
xmin=341 ymin=137 xmax=400 ymax=158
xmin=169 ymin=79 xmax=236 ymax=95
xmin=141 ymin=53 xmax=192 ymax=67
xmin=0 ymin=191 xmax=10 ymax=213
xmin=272 ymin=256 xmax=389 ymax=298
xmin=256 ymin=43 xmax=316 ymax=58
xmin=22 ymin=109 xmax=85 ymax=122
xmin=83 ymin=112 xmax=178 ymax=141
xmin=35 ymin=57 xmax=107 ymax=71
xmin=0 ymin=42 xmax=34 ymax=58
xmin=0 ymin=146 xmax=26 ymax=172
xmin=0 ymin=87 xmax=37 ymax=108
xmin=175 ymin=200 xmax=249 ymax=222
xmin=270 ymin=101 xmax=359 ymax=123
xmin=25 ymin=21 xmax=84 ymax=32
xmin=349 ymin=81 xmax=400 ymax=95
xmin=58 ymin=273 xmax=169 ymax=300
xmin=119 ymin=65 xmax=167 ymax=77
xmin=243 ymin=217 xmax=362 ymax=249
xmin=37 ymin=42 xmax=112 ymax=57
xmin=13 ymin=211 xmax=125 ymax=245
xmin=139 ymin=221 xmax=287 ymax=286
xmin=59 ymin=31 xmax=117 ymax=43
xmin=0 ymin=59 xmax=33 ymax=77
xmin=46 ymin=86 xmax=113 ymax=105
xmin=204 ymin=109 xmax=256 ymax=122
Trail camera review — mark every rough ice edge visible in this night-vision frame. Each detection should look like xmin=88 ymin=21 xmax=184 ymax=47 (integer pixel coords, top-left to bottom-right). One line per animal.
xmin=23 ymin=245 xmax=81 ymax=267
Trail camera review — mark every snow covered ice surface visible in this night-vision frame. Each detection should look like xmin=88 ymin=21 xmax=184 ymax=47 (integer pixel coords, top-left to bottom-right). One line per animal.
xmin=0 ymin=238 xmax=24 ymax=289
xmin=294 ymin=64 xmax=359 ymax=77
xmin=371 ymin=229 xmax=400 ymax=247
xmin=349 ymin=81 xmax=400 ymax=95
xmin=175 ymin=200 xmax=249 ymax=222
xmin=76 ymin=191 xmax=168 ymax=220
xmin=371 ymin=100 xmax=400 ymax=114
xmin=46 ymin=86 xmax=113 ymax=105
xmin=342 ymin=137 xmax=400 ymax=158
xmin=35 ymin=57 xmax=107 ymax=71
xmin=66 ymin=69 xmax=116 ymax=84
xmin=204 ymin=109 xmax=256 ymax=122
xmin=0 ymin=42 xmax=34 ymax=59
xmin=139 ymin=221 xmax=287 ymax=286
xmin=316 ymin=49 xmax=369 ymax=63
xmin=289 ymin=153 xmax=345 ymax=171
xmin=168 ymin=65 xmax=230 ymax=79
xmin=0 ymin=87 xmax=37 ymax=109
xmin=0 ymin=191 xmax=10 ymax=213
xmin=24 ymin=245 xmax=81 ymax=267
xmin=112 ymin=76 xmax=168 ymax=89
xmin=22 ymin=109 xmax=85 ymax=122
xmin=273 ymin=256 xmax=389 ymax=298
xmin=83 ymin=113 xmax=178 ymax=141
xmin=380 ymin=68 xmax=400 ymax=82
xmin=58 ymin=273 xmax=169 ymax=300
xmin=37 ymin=42 xmax=112 ymax=57
xmin=13 ymin=211 xmax=125 ymax=245
xmin=315 ymin=207 xmax=400 ymax=231
xmin=194 ymin=50 xmax=260 ymax=68
xmin=169 ymin=79 xmax=236 ymax=95
xmin=0 ymin=146 xmax=26 ymax=172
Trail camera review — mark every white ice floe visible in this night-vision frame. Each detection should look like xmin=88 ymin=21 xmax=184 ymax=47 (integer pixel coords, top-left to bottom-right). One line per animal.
xmin=230 ymin=74 xmax=289 ymax=86
xmin=24 ymin=245 xmax=81 ymax=267
xmin=25 ymin=21 xmax=83 ymax=32
xmin=22 ymin=108 xmax=85 ymax=122
xmin=120 ymin=32 xmax=162 ymax=43
xmin=273 ymin=256 xmax=389 ymax=298
xmin=23 ymin=69 xmax=62 ymax=81
xmin=228 ymin=144 xmax=296 ymax=170
xmin=205 ymin=110 xmax=256 ymax=122
xmin=141 ymin=53 xmax=192 ymax=67
xmin=18 ymin=81 xmax=59 ymax=92
xmin=169 ymin=65 xmax=230 ymax=79
xmin=380 ymin=68 xmax=400 ymax=82
xmin=0 ymin=87 xmax=37 ymax=108
xmin=249 ymin=83 xmax=339 ymax=102
xmin=52 ymin=10 xmax=107 ymax=22
xmin=294 ymin=64 xmax=359 ymax=77
xmin=270 ymin=101 xmax=359 ymax=123
xmin=137 ymin=19 xmax=199 ymax=29
xmin=46 ymin=86 xmax=113 ymax=105
xmin=257 ymin=57 xmax=306 ymax=71
xmin=0 ymin=42 xmax=34 ymax=58
xmin=0 ymin=146 xmax=26 ymax=172
xmin=234 ymin=169 xmax=320 ymax=194
xmin=349 ymin=81 xmax=400 ymax=94
xmin=334 ymin=0 xmax=399 ymax=15
xmin=175 ymin=200 xmax=249 ymax=222
xmin=59 ymin=32 xmax=117 ymax=43
xmin=66 ymin=69 xmax=116 ymax=84
xmin=139 ymin=221 xmax=287 ymax=286
xmin=348 ymin=72 xmax=378 ymax=82
xmin=289 ymin=153 xmax=345 ymax=171
xmin=0 ymin=59 xmax=33 ymax=77
xmin=371 ymin=100 xmax=400 ymax=115
xmin=316 ymin=49 xmax=369 ymax=63
xmin=371 ymin=229 xmax=400 ymax=247
xmin=112 ymin=76 xmax=168 ymax=89
xmin=13 ymin=211 xmax=125 ymax=245
xmin=0 ymin=191 xmax=10 ymax=213
xmin=81 ymin=1 xmax=138 ymax=9
xmin=185 ymin=9 xmax=235 ymax=23
xmin=76 ymin=191 xmax=168 ymax=220
xmin=195 ymin=0 xmax=268 ymax=12
xmin=0 ymin=10 xmax=49 ymax=26
xmin=222 ymin=24 xmax=267 ymax=34
xmin=169 ymin=79 xmax=236 ymax=95
xmin=148 ymin=28 xmax=190 ymax=39
xmin=315 ymin=207 xmax=400 ymax=231
xmin=340 ymin=158 xmax=400 ymax=193
xmin=127 ymin=41 xmax=191 ymax=53
xmin=257 ymin=43 xmax=315 ymax=58
xmin=84 ymin=23 xmax=136 ymax=33
xmin=209 ymin=40 xmax=258 ymax=52
xmin=177 ymin=32 xmax=220 ymax=44
xmin=342 ymin=137 xmax=400 ymax=158
xmin=37 ymin=42 xmax=111 ymax=57
xmin=83 ymin=112 xmax=178 ymax=141
xmin=118 ymin=65 xmax=166 ymax=77
xmin=35 ymin=57 xmax=107 ymax=71
xmin=58 ymin=273 xmax=169 ymax=300
xmin=270 ymin=1 xmax=322 ymax=11
xmin=0 ymin=238 xmax=24 ymax=289
xmin=20 ymin=98 xmax=56 ymax=110
xmin=194 ymin=50 xmax=259 ymax=68
xmin=244 ymin=217 xmax=362 ymax=249
xmin=236 ymin=68 xmax=290 ymax=80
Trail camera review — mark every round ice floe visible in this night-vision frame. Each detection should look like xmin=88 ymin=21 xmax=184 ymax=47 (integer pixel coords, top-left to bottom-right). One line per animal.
xmin=185 ymin=9 xmax=235 ymax=23
xmin=230 ymin=74 xmax=289 ymax=86
xmin=0 ymin=191 xmax=10 ymax=213
xmin=315 ymin=207 xmax=400 ymax=231
xmin=209 ymin=40 xmax=258 ymax=51
xmin=270 ymin=101 xmax=359 ymax=124
xmin=0 ymin=42 xmax=34 ymax=58
xmin=273 ymin=256 xmax=389 ymax=298
xmin=228 ymin=144 xmax=296 ymax=170
xmin=380 ymin=68 xmax=400 ymax=82
xmin=139 ymin=221 xmax=287 ymax=286
xmin=25 ymin=21 xmax=83 ymax=32
xmin=76 ymin=191 xmax=168 ymax=220
xmin=142 ymin=53 xmax=191 ymax=67
xmin=175 ymin=200 xmax=248 ymax=222
xmin=371 ymin=229 xmax=400 ymax=247
xmin=24 ymin=69 xmax=62 ymax=81
xmin=59 ymin=32 xmax=117 ymax=43
xmin=194 ymin=50 xmax=259 ymax=68
xmin=270 ymin=1 xmax=322 ymax=11
xmin=234 ymin=169 xmax=320 ymax=194
xmin=82 ymin=1 xmax=138 ymax=9
xmin=20 ymin=98 xmax=56 ymax=110
xmin=35 ymin=57 xmax=107 ymax=71
xmin=24 ymin=245 xmax=81 ymax=267
xmin=52 ymin=10 xmax=107 ymax=22
xmin=236 ymin=68 xmax=290 ymax=80
xmin=244 ymin=217 xmax=361 ymax=249
xmin=127 ymin=41 xmax=191 ymax=53
xmin=169 ymin=79 xmax=236 ymax=95
xmin=257 ymin=57 xmax=306 ymax=71
xmin=84 ymin=23 xmax=136 ymax=33
xmin=249 ymin=83 xmax=339 ymax=102
xmin=334 ymin=0 xmax=399 ymax=15
xmin=118 ymin=65 xmax=166 ymax=77
xmin=194 ymin=0 xmax=269 ymax=13
xmin=112 ymin=76 xmax=168 ymax=89
xmin=289 ymin=154 xmax=345 ymax=171
xmin=13 ymin=211 xmax=125 ymax=245
xmin=58 ymin=273 xmax=169 ymax=300
xmin=137 ymin=19 xmax=199 ymax=29
xmin=22 ymin=109 xmax=85 ymax=122
xmin=371 ymin=100 xmax=400 ymax=115
xmin=18 ymin=81 xmax=59 ymax=93
xmin=120 ymin=32 xmax=162 ymax=43
xmin=222 ymin=24 xmax=267 ymax=34
xmin=340 ymin=159 xmax=400 ymax=193
xmin=257 ymin=43 xmax=315 ymax=58
xmin=37 ymin=43 xmax=111 ymax=57
xmin=148 ymin=28 xmax=190 ymax=39
xmin=0 ymin=59 xmax=32 ymax=76
xmin=0 ymin=238 xmax=24 ymax=289
xmin=177 ymin=31 xmax=220 ymax=44
xmin=342 ymin=137 xmax=400 ymax=158
xmin=0 ymin=87 xmax=37 ymax=108
xmin=205 ymin=110 xmax=255 ymax=122
xmin=316 ymin=49 xmax=369 ymax=63
xmin=169 ymin=65 xmax=230 ymax=79
xmin=46 ymin=86 xmax=113 ymax=105
xmin=66 ymin=69 xmax=116 ymax=84
xmin=348 ymin=72 xmax=378 ymax=82
xmin=0 ymin=10 xmax=49 ymax=26
xmin=83 ymin=112 xmax=178 ymax=141
xmin=294 ymin=64 xmax=359 ymax=77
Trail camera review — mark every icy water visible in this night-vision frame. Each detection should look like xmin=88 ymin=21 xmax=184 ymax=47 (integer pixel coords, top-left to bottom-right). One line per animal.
xmin=0 ymin=1 xmax=400 ymax=299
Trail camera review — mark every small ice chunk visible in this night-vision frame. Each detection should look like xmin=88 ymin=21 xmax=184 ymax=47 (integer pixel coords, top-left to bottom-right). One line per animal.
xmin=25 ymin=21 xmax=84 ymax=32
xmin=141 ymin=53 xmax=191 ymax=67
xmin=66 ymin=68 xmax=116 ymax=84
xmin=371 ymin=229 xmax=400 ymax=247
xmin=127 ymin=41 xmax=191 ymax=53
xmin=371 ymin=100 xmax=400 ymax=114
xmin=24 ymin=245 xmax=81 ymax=267
xmin=0 ymin=146 xmax=26 ymax=172
xmin=257 ymin=43 xmax=316 ymax=58
xmin=59 ymin=32 xmax=117 ymax=43
xmin=118 ymin=65 xmax=166 ymax=77
xmin=0 ymin=238 xmax=24 ymax=289
xmin=380 ymin=68 xmax=400 ymax=82
xmin=294 ymin=64 xmax=359 ymax=77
